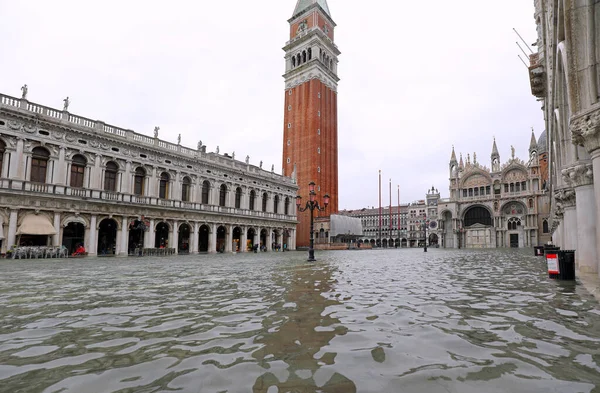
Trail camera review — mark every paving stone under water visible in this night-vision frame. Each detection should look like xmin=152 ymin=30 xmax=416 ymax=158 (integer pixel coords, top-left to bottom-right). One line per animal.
xmin=0 ymin=248 xmax=600 ymax=393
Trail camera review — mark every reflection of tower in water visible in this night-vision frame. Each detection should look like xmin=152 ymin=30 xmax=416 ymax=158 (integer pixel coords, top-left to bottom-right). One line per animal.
xmin=252 ymin=264 xmax=356 ymax=392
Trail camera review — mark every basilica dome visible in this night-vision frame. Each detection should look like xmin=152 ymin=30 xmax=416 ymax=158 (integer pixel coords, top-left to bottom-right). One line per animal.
xmin=537 ymin=130 xmax=547 ymax=154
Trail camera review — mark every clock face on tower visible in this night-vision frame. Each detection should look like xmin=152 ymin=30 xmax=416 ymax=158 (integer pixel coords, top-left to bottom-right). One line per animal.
xmin=429 ymin=221 xmax=438 ymax=229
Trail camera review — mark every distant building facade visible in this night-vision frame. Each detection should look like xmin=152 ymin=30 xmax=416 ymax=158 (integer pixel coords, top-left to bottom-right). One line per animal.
xmin=530 ymin=0 xmax=600 ymax=274
xmin=439 ymin=136 xmax=550 ymax=249
xmin=0 ymin=92 xmax=298 ymax=256
xmin=282 ymin=0 xmax=340 ymax=247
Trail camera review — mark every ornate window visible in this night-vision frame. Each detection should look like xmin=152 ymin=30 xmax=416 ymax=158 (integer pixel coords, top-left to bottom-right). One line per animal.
xmin=181 ymin=176 xmax=191 ymax=202
xmin=104 ymin=161 xmax=118 ymax=192
xmin=274 ymin=195 xmax=279 ymax=214
xmin=543 ymin=219 xmax=549 ymax=233
xmin=249 ymin=190 xmax=256 ymax=211
xmin=285 ymin=197 xmax=290 ymax=215
xmin=0 ymin=140 xmax=5 ymax=176
xmin=134 ymin=167 xmax=146 ymax=195
xmin=235 ymin=187 xmax=242 ymax=209
xmin=463 ymin=206 xmax=492 ymax=227
xmin=202 ymin=180 xmax=210 ymax=204
xmin=70 ymin=154 xmax=86 ymax=188
xmin=159 ymin=172 xmax=170 ymax=199
xmin=31 ymin=147 xmax=50 ymax=183
xmin=219 ymin=184 xmax=227 ymax=207
xmin=508 ymin=218 xmax=522 ymax=231
xmin=262 ymin=192 xmax=268 ymax=212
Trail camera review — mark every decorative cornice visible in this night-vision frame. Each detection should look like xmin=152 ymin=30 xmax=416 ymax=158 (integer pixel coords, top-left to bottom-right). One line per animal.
xmin=561 ymin=162 xmax=593 ymax=188
xmin=571 ymin=105 xmax=600 ymax=153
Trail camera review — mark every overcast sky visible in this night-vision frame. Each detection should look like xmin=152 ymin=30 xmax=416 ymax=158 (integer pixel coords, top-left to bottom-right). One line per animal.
xmin=0 ymin=0 xmax=542 ymax=209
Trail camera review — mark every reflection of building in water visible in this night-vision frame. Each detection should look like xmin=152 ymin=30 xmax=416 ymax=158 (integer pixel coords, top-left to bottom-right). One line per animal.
xmin=0 ymin=92 xmax=298 ymax=256
xmin=252 ymin=263 xmax=356 ymax=392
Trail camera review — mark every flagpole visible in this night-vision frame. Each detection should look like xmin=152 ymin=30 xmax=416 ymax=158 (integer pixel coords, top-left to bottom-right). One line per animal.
xmin=378 ymin=170 xmax=382 ymax=248
xmin=389 ymin=179 xmax=392 ymax=242
xmin=398 ymin=185 xmax=401 ymax=247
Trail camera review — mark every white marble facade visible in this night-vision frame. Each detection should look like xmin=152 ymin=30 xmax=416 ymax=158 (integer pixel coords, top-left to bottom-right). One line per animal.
xmin=0 ymin=93 xmax=298 ymax=256
xmin=531 ymin=0 xmax=600 ymax=274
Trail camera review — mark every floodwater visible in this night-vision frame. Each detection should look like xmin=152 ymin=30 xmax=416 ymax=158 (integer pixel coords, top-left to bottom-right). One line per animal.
xmin=1 ymin=249 xmax=600 ymax=393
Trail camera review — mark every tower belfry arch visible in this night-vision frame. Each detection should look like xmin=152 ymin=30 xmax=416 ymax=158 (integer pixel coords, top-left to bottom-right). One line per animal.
xmin=283 ymin=0 xmax=340 ymax=247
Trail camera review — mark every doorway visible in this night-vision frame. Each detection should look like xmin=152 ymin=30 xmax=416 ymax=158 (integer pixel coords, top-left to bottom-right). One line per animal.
xmin=510 ymin=234 xmax=519 ymax=248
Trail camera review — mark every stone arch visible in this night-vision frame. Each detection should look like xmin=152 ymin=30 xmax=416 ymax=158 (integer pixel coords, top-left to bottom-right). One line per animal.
xmin=97 ymin=217 xmax=118 ymax=255
xmin=96 ymin=215 xmax=122 ymax=230
xmin=459 ymin=169 xmax=492 ymax=189
xmin=155 ymin=221 xmax=170 ymax=248
xmin=500 ymin=201 xmax=527 ymax=217
xmin=462 ymin=205 xmax=493 ymax=227
xmin=198 ymin=224 xmax=210 ymax=252
xmin=61 ymin=215 xmax=89 ymax=228
xmin=178 ymin=222 xmax=191 ymax=253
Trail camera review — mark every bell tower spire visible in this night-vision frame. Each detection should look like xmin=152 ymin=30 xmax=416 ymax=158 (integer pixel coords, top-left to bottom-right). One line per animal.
xmin=491 ymin=138 xmax=500 ymax=172
xmin=283 ymin=0 xmax=341 ymax=248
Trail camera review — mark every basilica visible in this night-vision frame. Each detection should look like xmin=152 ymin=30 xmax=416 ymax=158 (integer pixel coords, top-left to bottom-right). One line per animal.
xmin=438 ymin=135 xmax=551 ymax=249
xmin=0 ymin=91 xmax=298 ymax=256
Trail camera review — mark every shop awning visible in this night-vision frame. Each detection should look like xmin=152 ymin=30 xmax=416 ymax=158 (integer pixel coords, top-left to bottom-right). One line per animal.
xmin=16 ymin=215 xmax=57 ymax=236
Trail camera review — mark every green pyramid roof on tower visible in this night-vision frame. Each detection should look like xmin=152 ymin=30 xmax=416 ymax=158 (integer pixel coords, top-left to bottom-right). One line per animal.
xmin=293 ymin=0 xmax=331 ymax=18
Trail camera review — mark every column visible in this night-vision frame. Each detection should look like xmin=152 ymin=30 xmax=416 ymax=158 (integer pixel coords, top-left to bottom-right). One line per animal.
xmin=9 ymin=138 xmax=24 ymax=180
xmin=254 ymin=229 xmax=260 ymax=250
xmin=225 ymin=224 xmax=233 ymax=253
xmin=89 ymin=215 xmax=97 ymax=256
xmin=266 ymin=228 xmax=272 ymax=251
xmin=115 ymin=220 xmax=123 ymax=256
xmin=566 ymin=163 xmax=597 ymax=273
xmin=562 ymin=197 xmax=578 ymax=253
xmin=53 ymin=212 xmax=61 ymax=246
xmin=240 ymin=227 xmax=247 ymax=252
xmin=208 ymin=223 xmax=217 ymax=254
xmin=145 ymin=219 xmax=155 ymax=248
xmin=93 ymin=154 xmax=101 ymax=189
xmin=56 ymin=146 xmax=66 ymax=185
xmin=6 ymin=209 xmax=18 ymax=249
xmin=593 ymin=150 xmax=600 ymax=275
xmin=192 ymin=222 xmax=199 ymax=254
xmin=172 ymin=220 xmax=179 ymax=254
xmin=123 ymin=161 xmax=132 ymax=194
xmin=120 ymin=216 xmax=129 ymax=256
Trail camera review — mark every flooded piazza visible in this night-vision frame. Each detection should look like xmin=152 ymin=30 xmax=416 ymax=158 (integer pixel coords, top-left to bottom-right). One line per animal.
xmin=1 ymin=249 xmax=600 ymax=393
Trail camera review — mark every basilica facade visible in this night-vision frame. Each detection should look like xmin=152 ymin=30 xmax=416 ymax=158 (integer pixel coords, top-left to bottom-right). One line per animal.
xmin=0 ymin=92 xmax=298 ymax=256
xmin=438 ymin=136 xmax=551 ymax=249
xmin=530 ymin=0 xmax=600 ymax=274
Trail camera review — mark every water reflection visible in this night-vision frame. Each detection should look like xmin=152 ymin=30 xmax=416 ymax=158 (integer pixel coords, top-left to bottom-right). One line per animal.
xmin=252 ymin=262 xmax=356 ymax=392
xmin=0 ymin=249 xmax=600 ymax=392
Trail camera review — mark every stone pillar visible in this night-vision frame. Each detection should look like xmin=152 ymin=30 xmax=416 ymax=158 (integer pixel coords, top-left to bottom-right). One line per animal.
xmin=208 ymin=223 xmax=217 ymax=254
xmin=93 ymin=154 xmax=101 ymax=189
xmin=145 ymin=219 xmax=155 ymax=248
xmin=266 ymin=228 xmax=272 ymax=251
xmin=53 ymin=212 xmax=60 ymax=246
xmin=240 ymin=227 xmax=247 ymax=252
xmin=564 ymin=163 xmax=597 ymax=273
xmin=115 ymin=220 xmax=123 ymax=256
xmin=9 ymin=138 xmax=24 ymax=180
xmin=254 ymin=230 xmax=260 ymax=249
xmin=172 ymin=220 xmax=179 ymax=254
xmin=192 ymin=222 xmax=199 ymax=254
xmin=120 ymin=216 xmax=129 ymax=256
xmin=225 ymin=225 xmax=233 ymax=252
xmin=89 ymin=215 xmax=97 ymax=256
xmin=56 ymin=146 xmax=66 ymax=185
xmin=6 ymin=209 xmax=18 ymax=249
xmin=123 ymin=161 xmax=131 ymax=194
xmin=555 ymin=187 xmax=578 ymax=253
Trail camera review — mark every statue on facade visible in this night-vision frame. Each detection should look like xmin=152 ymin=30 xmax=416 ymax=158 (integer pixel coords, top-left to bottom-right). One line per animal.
xmin=63 ymin=96 xmax=70 ymax=111
xmin=154 ymin=126 xmax=160 ymax=138
xmin=216 ymin=146 xmax=220 ymax=154
xmin=197 ymin=140 xmax=203 ymax=150
xmin=473 ymin=152 xmax=477 ymax=165
xmin=260 ymin=160 xmax=263 ymax=169
xmin=177 ymin=134 xmax=181 ymax=145
xmin=232 ymin=151 xmax=235 ymax=160
xmin=271 ymin=164 xmax=274 ymax=172
xmin=245 ymin=155 xmax=250 ymax=164
xmin=20 ymin=84 xmax=28 ymax=100
xmin=511 ymin=145 xmax=515 ymax=159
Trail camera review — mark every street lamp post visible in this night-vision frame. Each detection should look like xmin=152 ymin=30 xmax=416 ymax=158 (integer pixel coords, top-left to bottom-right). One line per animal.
xmin=422 ymin=215 xmax=429 ymax=253
xmin=296 ymin=182 xmax=330 ymax=262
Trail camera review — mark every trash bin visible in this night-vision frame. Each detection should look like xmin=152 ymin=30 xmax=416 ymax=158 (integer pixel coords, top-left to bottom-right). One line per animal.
xmin=534 ymin=246 xmax=544 ymax=256
xmin=558 ymin=250 xmax=576 ymax=280
xmin=545 ymin=246 xmax=560 ymax=279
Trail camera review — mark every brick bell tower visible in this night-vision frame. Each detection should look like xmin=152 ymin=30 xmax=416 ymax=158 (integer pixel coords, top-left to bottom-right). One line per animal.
xmin=282 ymin=0 xmax=340 ymax=248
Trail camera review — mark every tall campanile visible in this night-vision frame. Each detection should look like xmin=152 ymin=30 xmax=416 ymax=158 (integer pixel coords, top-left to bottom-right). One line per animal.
xmin=282 ymin=0 xmax=340 ymax=247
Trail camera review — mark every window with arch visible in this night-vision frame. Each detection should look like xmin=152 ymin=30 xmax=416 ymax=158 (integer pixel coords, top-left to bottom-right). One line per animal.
xmin=285 ymin=197 xmax=290 ymax=215
xmin=274 ymin=195 xmax=279 ymax=214
xmin=543 ymin=219 xmax=549 ymax=233
xmin=235 ymin=187 xmax=242 ymax=209
xmin=219 ymin=184 xmax=227 ymax=207
xmin=159 ymin=172 xmax=170 ymax=199
xmin=134 ymin=167 xmax=146 ymax=195
xmin=181 ymin=176 xmax=191 ymax=202
xmin=104 ymin=161 xmax=118 ymax=192
xmin=202 ymin=180 xmax=210 ymax=204
xmin=529 ymin=199 xmax=534 ymax=209
xmin=296 ymin=53 xmax=301 ymax=66
xmin=31 ymin=147 xmax=50 ymax=183
xmin=70 ymin=154 xmax=86 ymax=188
xmin=308 ymin=47 xmax=312 ymax=60
xmin=262 ymin=192 xmax=268 ymax=212
xmin=302 ymin=50 xmax=307 ymax=63
xmin=507 ymin=218 xmax=521 ymax=231
xmin=249 ymin=190 xmax=256 ymax=211
xmin=292 ymin=57 xmax=296 ymax=67
xmin=0 ymin=140 xmax=5 ymax=176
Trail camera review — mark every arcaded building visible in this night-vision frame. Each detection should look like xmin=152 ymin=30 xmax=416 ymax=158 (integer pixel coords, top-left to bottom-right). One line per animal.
xmin=438 ymin=135 xmax=551 ymax=249
xmin=0 ymin=91 xmax=298 ymax=256
xmin=530 ymin=0 xmax=600 ymax=274
xmin=282 ymin=0 xmax=340 ymax=247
